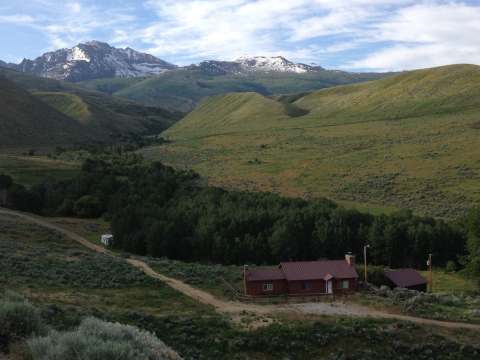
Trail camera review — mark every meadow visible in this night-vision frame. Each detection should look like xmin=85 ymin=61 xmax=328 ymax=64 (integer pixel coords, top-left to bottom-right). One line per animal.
xmin=0 ymin=154 xmax=80 ymax=186
xmin=144 ymin=65 xmax=480 ymax=218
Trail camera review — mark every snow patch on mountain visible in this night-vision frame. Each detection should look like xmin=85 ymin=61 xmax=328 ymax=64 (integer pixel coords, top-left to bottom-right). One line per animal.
xmin=235 ymin=56 xmax=320 ymax=73
xmin=68 ymin=47 xmax=91 ymax=62
xmin=189 ymin=56 xmax=324 ymax=75
xmin=15 ymin=41 xmax=176 ymax=82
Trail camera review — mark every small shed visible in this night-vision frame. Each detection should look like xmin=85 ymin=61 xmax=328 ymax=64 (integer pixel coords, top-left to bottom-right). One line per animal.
xmin=101 ymin=234 xmax=114 ymax=247
xmin=384 ymin=268 xmax=427 ymax=292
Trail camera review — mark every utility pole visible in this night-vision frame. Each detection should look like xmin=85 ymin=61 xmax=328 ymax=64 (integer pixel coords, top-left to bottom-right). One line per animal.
xmin=364 ymin=244 xmax=370 ymax=283
xmin=427 ymin=254 xmax=433 ymax=293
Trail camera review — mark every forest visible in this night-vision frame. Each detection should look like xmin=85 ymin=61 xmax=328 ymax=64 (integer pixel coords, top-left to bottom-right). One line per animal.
xmin=0 ymin=154 xmax=478 ymax=275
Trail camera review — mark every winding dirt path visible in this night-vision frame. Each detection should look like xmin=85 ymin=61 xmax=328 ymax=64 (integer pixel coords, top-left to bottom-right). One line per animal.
xmin=1 ymin=207 xmax=479 ymax=330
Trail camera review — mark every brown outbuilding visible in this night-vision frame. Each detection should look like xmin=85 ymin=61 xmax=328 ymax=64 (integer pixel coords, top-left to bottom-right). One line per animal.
xmin=384 ymin=268 xmax=428 ymax=292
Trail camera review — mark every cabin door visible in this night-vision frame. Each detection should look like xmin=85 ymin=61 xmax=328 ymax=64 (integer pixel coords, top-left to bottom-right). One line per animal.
xmin=326 ymin=280 xmax=333 ymax=294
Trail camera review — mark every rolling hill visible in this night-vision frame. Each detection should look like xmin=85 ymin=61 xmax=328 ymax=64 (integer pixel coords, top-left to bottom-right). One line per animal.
xmin=0 ymin=75 xmax=89 ymax=148
xmin=143 ymin=64 xmax=480 ymax=218
xmin=34 ymin=92 xmax=91 ymax=123
xmin=6 ymin=41 xmax=390 ymax=113
xmin=0 ymin=69 xmax=183 ymax=148
xmin=81 ymin=67 xmax=388 ymax=113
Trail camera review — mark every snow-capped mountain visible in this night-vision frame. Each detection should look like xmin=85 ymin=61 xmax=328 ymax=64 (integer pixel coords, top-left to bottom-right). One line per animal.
xmin=187 ymin=60 xmax=244 ymax=75
xmin=189 ymin=56 xmax=324 ymax=75
xmin=235 ymin=56 xmax=323 ymax=73
xmin=14 ymin=41 xmax=176 ymax=82
xmin=3 ymin=41 xmax=326 ymax=81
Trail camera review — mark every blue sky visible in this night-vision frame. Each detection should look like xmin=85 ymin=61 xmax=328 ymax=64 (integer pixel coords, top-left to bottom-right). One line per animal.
xmin=1 ymin=0 xmax=480 ymax=71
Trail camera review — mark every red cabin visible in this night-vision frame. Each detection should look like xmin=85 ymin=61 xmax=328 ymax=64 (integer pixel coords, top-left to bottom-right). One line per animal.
xmin=244 ymin=254 xmax=358 ymax=297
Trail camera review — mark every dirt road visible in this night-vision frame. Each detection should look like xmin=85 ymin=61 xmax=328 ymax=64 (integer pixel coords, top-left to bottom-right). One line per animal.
xmin=1 ymin=207 xmax=479 ymax=330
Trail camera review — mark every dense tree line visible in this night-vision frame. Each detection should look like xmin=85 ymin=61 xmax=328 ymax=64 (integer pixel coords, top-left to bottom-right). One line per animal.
xmin=0 ymin=155 xmax=470 ymax=269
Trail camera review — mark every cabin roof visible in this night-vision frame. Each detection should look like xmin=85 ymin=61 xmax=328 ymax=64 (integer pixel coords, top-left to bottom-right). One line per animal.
xmin=246 ymin=269 xmax=285 ymax=281
xmin=385 ymin=268 xmax=427 ymax=288
xmin=280 ymin=260 xmax=358 ymax=281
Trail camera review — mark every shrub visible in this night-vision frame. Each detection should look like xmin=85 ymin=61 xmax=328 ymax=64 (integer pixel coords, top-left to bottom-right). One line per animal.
xmin=356 ymin=265 xmax=388 ymax=287
xmin=445 ymin=261 xmax=457 ymax=273
xmin=0 ymin=292 xmax=44 ymax=352
xmin=56 ymin=198 xmax=75 ymax=216
xmin=28 ymin=317 xmax=181 ymax=360
xmin=0 ymin=174 xmax=13 ymax=190
xmin=73 ymin=195 xmax=103 ymax=218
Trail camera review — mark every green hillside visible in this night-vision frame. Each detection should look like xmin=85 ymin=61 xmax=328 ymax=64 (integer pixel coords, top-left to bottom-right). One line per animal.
xmin=81 ymin=68 xmax=387 ymax=113
xmin=296 ymin=64 xmax=480 ymax=125
xmin=144 ymin=65 xmax=480 ymax=218
xmin=0 ymin=76 xmax=89 ymax=148
xmin=0 ymin=69 xmax=183 ymax=148
xmin=34 ymin=92 xmax=91 ymax=123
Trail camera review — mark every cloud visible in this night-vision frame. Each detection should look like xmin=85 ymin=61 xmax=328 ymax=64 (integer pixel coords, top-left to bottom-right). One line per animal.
xmin=1 ymin=0 xmax=137 ymax=52
xmin=137 ymin=0 xmax=420 ymax=64
xmin=346 ymin=2 xmax=480 ymax=71
xmin=0 ymin=14 xmax=35 ymax=24
xmin=1 ymin=0 xmax=479 ymax=71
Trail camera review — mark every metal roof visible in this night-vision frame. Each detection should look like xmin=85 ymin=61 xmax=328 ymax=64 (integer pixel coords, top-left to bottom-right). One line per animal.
xmin=385 ymin=268 xmax=427 ymax=288
xmin=280 ymin=260 xmax=358 ymax=281
xmin=246 ymin=269 xmax=285 ymax=281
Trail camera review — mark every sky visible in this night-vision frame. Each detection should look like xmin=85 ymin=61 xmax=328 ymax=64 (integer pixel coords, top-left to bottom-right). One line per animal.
xmin=1 ymin=0 xmax=480 ymax=72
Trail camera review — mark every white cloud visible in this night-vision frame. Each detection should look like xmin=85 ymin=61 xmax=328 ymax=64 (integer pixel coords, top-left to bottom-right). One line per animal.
xmin=0 ymin=14 xmax=35 ymax=24
xmin=1 ymin=1 xmax=137 ymax=54
xmin=138 ymin=0 xmax=421 ymax=64
xmin=67 ymin=2 xmax=82 ymax=14
xmin=347 ymin=2 xmax=480 ymax=71
xmin=1 ymin=0 xmax=480 ymax=71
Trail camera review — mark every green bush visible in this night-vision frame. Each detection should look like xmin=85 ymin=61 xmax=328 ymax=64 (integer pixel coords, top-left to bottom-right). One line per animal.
xmin=73 ymin=195 xmax=103 ymax=218
xmin=28 ymin=317 xmax=181 ymax=360
xmin=445 ymin=260 xmax=457 ymax=273
xmin=56 ymin=198 xmax=74 ymax=216
xmin=356 ymin=265 xmax=388 ymax=286
xmin=0 ymin=292 xmax=44 ymax=352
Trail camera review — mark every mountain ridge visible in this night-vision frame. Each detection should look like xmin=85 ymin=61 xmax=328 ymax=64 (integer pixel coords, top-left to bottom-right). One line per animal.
xmin=5 ymin=40 xmax=371 ymax=83
xmin=12 ymin=41 xmax=176 ymax=82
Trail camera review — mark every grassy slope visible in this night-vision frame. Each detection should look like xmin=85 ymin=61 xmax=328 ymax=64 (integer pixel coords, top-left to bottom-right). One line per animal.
xmin=1 ymin=69 xmax=183 ymax=149
xmin=419 ymin=270 xmax=478 ymax=294
xmin=81 ymin=68 xmax=387 ymax=113
xmin=34 ymin=92 xmax=91 ymax=124
xmin=0 ymin=213 xmax=208 ymax=318
xmin=0 ymin=76 xmax=89 ymax=148
xmin=0 ymin=155 xmax=80 ymax=186
xmin=296 ymin=64 xmax=480 ymax=124
xmin=144 ymin=65 xmax=480 ymax=218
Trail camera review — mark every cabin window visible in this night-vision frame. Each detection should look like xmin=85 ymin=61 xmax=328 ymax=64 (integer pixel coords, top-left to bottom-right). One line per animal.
xmin=302 ymin=281 xmax=312 ymax=290
xmin=341 ymin=280 xmax=349 ymax=289
xmin=263 ymin=283 xmax=273 ymax=291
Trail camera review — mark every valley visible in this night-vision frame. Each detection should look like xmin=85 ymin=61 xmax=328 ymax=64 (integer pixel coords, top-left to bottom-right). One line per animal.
xmin=145 ymin=65 xmax=480 ymax=218
xmin=81 ymin=67 xmax=387 ymax=113
xmin=1 ymin=35 xmax=480 ymax=359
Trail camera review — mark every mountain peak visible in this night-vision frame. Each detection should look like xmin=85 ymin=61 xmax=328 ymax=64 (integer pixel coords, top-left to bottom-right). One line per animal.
xmin=234 ymin=55 xmax=321 ymax=73
xmin=83 ymin=40 xmax=110 ymax=47
xmin=188 ymin=56 xmax=324 ymax=76
xmin=15 ymin=41 xmax=176 ymax=82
